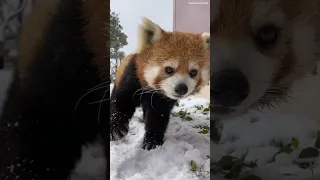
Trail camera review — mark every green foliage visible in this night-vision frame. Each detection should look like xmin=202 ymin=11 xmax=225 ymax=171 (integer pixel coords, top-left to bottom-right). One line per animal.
xmin=212 ymin=135 xmax=320 ymax=179
xmin=175 ymin=101 xmax=180 ymax=107
xmin=212 ymin=153 xmax=258 ymax=180
xmin=194 ymin=105 xmax=210 ymax=115
xmin=110 ymin=11 xmax=128 ymax=56
xmin=298 ymin=147 xmax=319 ymax=159
xmin=171 ymin=110 xmax=190 ymax=119
xmin=189 ymin=160 xmax=197 ymax=172
xmin=199 ymin=126 xmax=210 ymax=134
xmin=110 ymin=11 xmax=128 ymax=81
xmin=268 ymin=137 xmax=300 ymax=164
xmin=292 ymin=137 xmax=300 ymax=149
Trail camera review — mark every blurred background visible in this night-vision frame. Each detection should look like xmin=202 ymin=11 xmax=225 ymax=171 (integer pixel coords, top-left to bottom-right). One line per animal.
xmin=0 ymin=0 xmax=34 ymax=69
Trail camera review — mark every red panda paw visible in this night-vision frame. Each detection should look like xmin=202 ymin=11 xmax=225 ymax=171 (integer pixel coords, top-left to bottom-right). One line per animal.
xmin=141 ymin=136 xmax=164 ymax=150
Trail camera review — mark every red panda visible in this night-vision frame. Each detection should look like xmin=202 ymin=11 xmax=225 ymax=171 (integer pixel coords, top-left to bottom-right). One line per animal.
xmin=110 ymin=17 xmax=210 ymax=150
xmin=0 ymin=0 xmax=110 ymax=179
xmin=210 ymin=0 xmax=320 ymax=120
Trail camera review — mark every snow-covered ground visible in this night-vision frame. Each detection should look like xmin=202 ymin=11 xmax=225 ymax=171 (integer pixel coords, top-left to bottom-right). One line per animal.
xmin=0 ymin=72 xmax=210 ymax=180
xmin=109 ymin=84 xmax=210 ymax=180
xmin=73 ymin=85 xmax=211 ymax=180
xmin=211 ymin=111 xmax=320 ymax=180
xmin=2 ymin=69 xmax=320 ymax=180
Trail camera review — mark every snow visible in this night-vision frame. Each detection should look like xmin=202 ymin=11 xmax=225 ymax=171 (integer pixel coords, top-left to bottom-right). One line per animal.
xmin=0 ymin=74 xmax=210 ymax=180
xmin=211 ymin=111 xmax=320 ymax=180
xmin=1 ymin=69 xmax=320 ymax=180
xmin=109 ymin=84 xmax=210 ymax=180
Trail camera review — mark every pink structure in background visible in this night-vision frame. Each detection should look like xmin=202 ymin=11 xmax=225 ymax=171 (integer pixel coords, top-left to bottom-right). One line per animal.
xmin=173 ymin=0 xmax=210 ymax=33
xmin=173 ymin=0 xmax=210 ymax=99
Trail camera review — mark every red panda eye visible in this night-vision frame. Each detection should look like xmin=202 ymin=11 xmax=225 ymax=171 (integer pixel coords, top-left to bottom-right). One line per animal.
xmin=189 ymin=69 xmax=198 ymax=77
xmin=255 ymin=25 xmax=278 ymax=48
xmin=165 ymin=67 xmax=174 ymax=74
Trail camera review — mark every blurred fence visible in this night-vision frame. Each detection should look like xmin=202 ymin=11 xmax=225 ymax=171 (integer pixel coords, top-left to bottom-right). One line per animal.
xmin=0 ymin=0 xmax=34 ymax=69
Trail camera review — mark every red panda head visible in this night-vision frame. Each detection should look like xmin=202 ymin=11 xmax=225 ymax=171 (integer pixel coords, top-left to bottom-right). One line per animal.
xmin=211 ymin=0 xmax=320 ymax=119
xmin=135 ymin=17 xmax=210 ymax=100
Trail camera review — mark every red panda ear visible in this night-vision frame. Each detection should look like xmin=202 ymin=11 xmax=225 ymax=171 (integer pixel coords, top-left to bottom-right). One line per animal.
xmin=201 ymin=32 xmax=210 ymax=50
xmin=136 ymin=17 xmax=165 ymax=53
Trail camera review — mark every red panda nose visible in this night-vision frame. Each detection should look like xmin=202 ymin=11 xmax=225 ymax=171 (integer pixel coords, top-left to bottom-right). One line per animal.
xmin=211 ymin=69 xmax=249 ymax=107
xmin=174 ymin=83 xmax=188 ymax=96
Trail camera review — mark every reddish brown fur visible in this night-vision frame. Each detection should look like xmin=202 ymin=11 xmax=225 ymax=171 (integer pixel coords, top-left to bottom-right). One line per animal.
xmin=115 ymin=54 xmax=135 ymax=86
xmin=136 ymin=31 xmax=210 ymax=87
xmin=82 ymin=0 xmax=109 ymax=79
xmin=18 ymin=0 xmax=109 ymax=79
xmin=18 ymin=0 xmax=60 ymax=78
xmin=211 ymin=0 xmax=254 ymax=39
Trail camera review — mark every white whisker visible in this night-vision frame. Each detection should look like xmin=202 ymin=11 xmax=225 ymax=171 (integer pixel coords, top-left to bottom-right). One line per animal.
xmin=98 ymin=88 xmax=109 ymax=124
xmin=73 ymin=85 xmax=108 ymax=116
xmin=151 ymin=92 xmax=156 ymax=109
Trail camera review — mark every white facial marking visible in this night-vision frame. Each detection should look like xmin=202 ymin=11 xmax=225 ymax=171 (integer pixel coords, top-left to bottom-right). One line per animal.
xmin=144 ymin=66 xmax=160 ymax=88
xmin=161 ymin=74 xmax=197 ymax=100
xmin=189 ymin=61 xmax=199 ymax=71
xmin=201 ymin=69 xmax=210 ymax=86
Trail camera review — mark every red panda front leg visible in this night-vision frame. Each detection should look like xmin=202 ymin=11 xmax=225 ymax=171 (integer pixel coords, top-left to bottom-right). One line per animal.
xmin=110 ymin=60 xmax=141 ymax=141
xmin=141 ymin=96 xmax=176 ymax=150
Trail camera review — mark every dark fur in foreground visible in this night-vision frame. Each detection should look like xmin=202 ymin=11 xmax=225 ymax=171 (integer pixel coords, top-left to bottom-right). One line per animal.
xmin=110 ymin=54 xmax=177 ymax=150
xmin=0 ymin=0 xmax=110 ymax=179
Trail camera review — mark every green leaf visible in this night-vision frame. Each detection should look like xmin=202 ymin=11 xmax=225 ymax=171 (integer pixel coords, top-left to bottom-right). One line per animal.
xmin=203 ymin=108 xmax=210 ymax=112
xmin=202 ymin=126 xmax=210 ymax=130
xmin=207 ymin=154 xmax=210 ymax=159
xmin=199 ymin=129 xmax=209 ymax=134
xmin=189 ymin=160 xmax=197 ymax=172
xmin=291 ymin=137 xmax=299 ymax=149
xmin=279 ymin=146 xmax=293 ymax=154
xmin=299 ymin=147 xmax=319 ymax=158
xmin=240 ymin=175 xmax=262 ymax=180
xmin=185 ymin=116 xmax=193 ymax=121
xmin=199 ymin=126 xmax=210 ymax=134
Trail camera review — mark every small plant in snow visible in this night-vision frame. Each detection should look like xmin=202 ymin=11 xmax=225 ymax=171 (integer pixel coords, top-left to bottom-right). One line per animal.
xmin=198 ymin=126 xmax=210 ymax=134
xmin=268 ymin=137 xmax=300 ymax=164
xmin=211 ymin=152 xmax=261 ymax=180
xmin=171 ymin=110 xmax=191 ymax=120
xmin=293 ymin=131 xmax=320 ymax=180
xmin=189 ymin=159 xmax=210 ymax=180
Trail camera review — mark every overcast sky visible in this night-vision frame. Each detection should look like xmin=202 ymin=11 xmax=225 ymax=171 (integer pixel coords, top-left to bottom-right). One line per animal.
xmin=110 ymin=0 xmax=173 ymax=55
